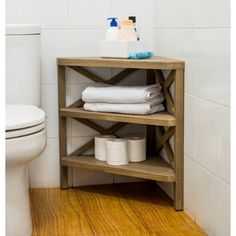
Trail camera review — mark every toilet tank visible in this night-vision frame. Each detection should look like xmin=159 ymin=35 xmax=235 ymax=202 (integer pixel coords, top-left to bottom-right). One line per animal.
xmin=6 ymin=24 xmax=41 ymax=106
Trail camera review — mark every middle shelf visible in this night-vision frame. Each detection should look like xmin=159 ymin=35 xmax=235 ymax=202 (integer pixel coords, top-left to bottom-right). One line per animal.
xmin=60 ymin=108 xmax=176 ymax=126
xmin=61 ymin=156 xmax=175 ymax=182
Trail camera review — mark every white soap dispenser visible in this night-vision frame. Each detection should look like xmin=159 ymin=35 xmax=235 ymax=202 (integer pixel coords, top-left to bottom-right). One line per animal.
xmin=106 ymin=17 xmax=119 ymax=41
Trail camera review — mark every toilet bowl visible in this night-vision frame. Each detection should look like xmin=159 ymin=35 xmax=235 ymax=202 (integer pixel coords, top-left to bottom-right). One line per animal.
xmin=6 ymin=105 xmax=47 ymax=236
xmin=6 ymin=24 xmax=46 ymax=236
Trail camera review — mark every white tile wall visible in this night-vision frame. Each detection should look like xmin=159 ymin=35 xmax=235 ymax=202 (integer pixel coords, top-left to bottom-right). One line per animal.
xmin=184 ymin=155 xmax=230 ymax=235
xmin=40 ymin=85 xmax=59 ymax=138
xmin=23 ymin=0 xmax=68 ymax=29
xmin=195 ymin=98 xmax=230 ymax=184
xmin=154 ymin=0 xmax=230 ymax=235
xmin=68 ymin=30 xmax=106 ymax=56
xmin=111 ymin=0 xmax=154 ymax=29
xmin=41 ymin=30 xmax=68 ymax=85
xmin=154 ymin=0 xmax=230 ymax=29
xmin=6 ymin=0 xmax=24 ymax=23
xmin=68 ymin=0 xmax=111 ymax=29
xmin=154 ymin=29 xmax=230 ymax=107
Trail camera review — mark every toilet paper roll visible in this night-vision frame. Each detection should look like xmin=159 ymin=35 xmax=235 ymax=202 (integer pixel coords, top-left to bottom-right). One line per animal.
xmin=106 ymin=138 xmax=129 ymax=166
xmin=127 ymin=136 xmax=146 ymax=162
xmin=95 ymin=135 xmax=116 ymax=161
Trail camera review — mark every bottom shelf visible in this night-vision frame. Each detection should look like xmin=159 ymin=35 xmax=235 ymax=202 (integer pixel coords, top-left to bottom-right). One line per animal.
xmin=61 ymin=156 xmax=175 ymax=182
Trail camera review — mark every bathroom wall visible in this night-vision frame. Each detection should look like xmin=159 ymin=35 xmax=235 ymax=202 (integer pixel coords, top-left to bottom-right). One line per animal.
xmin=153 ymin=0 xmax=230 ymax=235
xmin=6 ymin=0 xmax=155 ymax=187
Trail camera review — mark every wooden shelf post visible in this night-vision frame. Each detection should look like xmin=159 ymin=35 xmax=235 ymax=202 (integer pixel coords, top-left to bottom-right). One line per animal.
xmin=174 ymin=69 xmax=184 ymax=210
xmin=58 ymin=65 xmax=68 ymax=189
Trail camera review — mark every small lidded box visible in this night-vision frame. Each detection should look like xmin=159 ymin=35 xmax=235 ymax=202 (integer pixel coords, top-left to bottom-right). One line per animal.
xmin=99 ymin=41 xmax=149 ymax=58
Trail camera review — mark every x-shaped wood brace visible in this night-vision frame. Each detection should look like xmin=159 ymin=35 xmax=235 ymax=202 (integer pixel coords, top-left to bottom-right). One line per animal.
xmin=154 ymin=70 xmax=175 ymax=115
xmin=69 ymin=119 xmax=127 ymax=156
xmin=67 ymin=66 xmax=176 ymax=171
xmin=154 ymin=70 xmax=176 ymax=170
xmin=156 ymin=126 xmax=175 ymax=170
xmin=67 ymin=66 xmax=139 ymax=156
xmin=68 ymin=66 xmax=137 ymax=108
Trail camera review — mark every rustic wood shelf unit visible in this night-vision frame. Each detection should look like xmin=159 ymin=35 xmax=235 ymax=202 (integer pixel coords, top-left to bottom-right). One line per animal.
xmin=57 ymin=56 xmax=184 ymax=210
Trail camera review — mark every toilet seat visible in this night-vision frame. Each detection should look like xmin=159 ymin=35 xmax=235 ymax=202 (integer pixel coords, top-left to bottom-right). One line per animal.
xmin=6 ymin=121 xmax=46 ymax=139
xmin=6 ymin=105 xmax=46 ymax=139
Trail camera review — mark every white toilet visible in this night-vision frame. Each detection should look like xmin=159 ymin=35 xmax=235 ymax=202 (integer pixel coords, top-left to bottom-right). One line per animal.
xmin=5 ymin=24 xmax=47 ymax=236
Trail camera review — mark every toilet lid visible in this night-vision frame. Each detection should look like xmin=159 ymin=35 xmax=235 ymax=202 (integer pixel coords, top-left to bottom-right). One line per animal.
xmin=6 ymin=105 xmax=46 ymax=131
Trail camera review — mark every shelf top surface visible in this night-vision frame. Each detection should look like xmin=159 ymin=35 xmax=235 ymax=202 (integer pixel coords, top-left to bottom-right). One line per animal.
xmin=57 ymin=56 xmax=184 ymax=69
xmin=62 ymin=156 xmax=175 ymax=182
xmin=60 ymin=108 xmax=176 ymax=126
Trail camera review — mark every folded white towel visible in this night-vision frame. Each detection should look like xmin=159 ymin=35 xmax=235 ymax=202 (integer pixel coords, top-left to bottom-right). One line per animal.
xmin=84 ymin=103 xmax=165 ymax=115
xmin=82 ymin=84 xmax=163 ymax=104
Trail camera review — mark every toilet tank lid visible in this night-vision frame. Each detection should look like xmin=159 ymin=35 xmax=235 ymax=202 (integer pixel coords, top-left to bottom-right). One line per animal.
xmin=6 ymin=24 xmax=41 ymax=35
xmin=6 ymin=105 xmax=46 ymax=131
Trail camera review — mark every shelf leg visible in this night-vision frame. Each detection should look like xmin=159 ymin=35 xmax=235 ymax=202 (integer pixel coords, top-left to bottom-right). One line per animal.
xmin=173 ymin=69 xmax=184 ymax=210
xmin=58 ymin=65 xmax=68 ymax=189
xmin=146 ymin=69 xmax=157 ymax=157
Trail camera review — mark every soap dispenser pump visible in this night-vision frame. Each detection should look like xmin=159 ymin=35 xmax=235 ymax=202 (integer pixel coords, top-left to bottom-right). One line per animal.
xmin=106 ymin=17 xmax=119 ymax=41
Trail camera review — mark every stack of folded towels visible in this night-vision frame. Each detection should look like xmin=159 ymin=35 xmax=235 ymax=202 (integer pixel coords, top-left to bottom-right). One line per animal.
xmin=82 ymin=84 xmax=165 ymax=115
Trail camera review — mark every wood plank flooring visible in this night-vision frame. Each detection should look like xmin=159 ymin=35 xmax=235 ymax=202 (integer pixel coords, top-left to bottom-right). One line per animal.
xmin=30 ymin=182 xmax=206 ymax=236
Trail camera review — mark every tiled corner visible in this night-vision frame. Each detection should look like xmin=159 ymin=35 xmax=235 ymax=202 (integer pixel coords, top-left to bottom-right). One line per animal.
xmin=154 ymin=29 xmax=230 ymax=107
xmin=184 ymin=155 xmax=196 ymax=220
xmin=193 ymin=29 xmax=230 ymax=107
xmin=195 ymin=97 xmax=230 ymax=184
xmin=184 ymin=93 xmax=197 ymax=158
xmin=195 ymin=165 xmax=230 ymax=235
xmin=214 ymin=180 xmax=230 ymax=235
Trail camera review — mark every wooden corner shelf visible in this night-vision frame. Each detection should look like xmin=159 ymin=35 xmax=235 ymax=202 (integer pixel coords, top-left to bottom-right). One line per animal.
xmin=60 ymin=108 xmax=176 ymax=126
xmin=61 ymin=156 xmax=175 ymax=182
xmin=57 ymin=56 xmax=184 ymax=210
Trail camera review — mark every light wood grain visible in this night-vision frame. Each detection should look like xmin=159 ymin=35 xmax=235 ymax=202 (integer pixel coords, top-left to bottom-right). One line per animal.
xmin=174 ymin=69 xmax=184 ymax=210
xmin=30 ymin=182 xmax=206 ymax=236
xmin=155 ymin=69 xmax=175 ymax=114
xmin=156 ymin=127 xmax=175 ymax=151
xmin=61 ymin=156 xmax=175 ymax=182
xmin=60 ymin=108 xmax=176 ymax=126
xmin=157 ymin=126 xmax=175 ymax=170
xmin=146 ymin=69 xmax=157 ymax=156
xmin=58 ymin=66 xmax=68 ymax=189
xmin=108 ymin=68 xmax=137 ymax=84
xmin=68 ymin=122 xmax=127 ymax=156
xmin=57 ymin=57 xmax=185 ymax=211
xmin=57 ymin=56 xmax=185 ymax=69
xmin=69 ymin=66 xmax=105 ymax=83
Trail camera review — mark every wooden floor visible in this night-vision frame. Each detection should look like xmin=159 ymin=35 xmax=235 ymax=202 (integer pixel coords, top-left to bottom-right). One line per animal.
xmin=30 ymin=182 xmax=206 ymax=236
